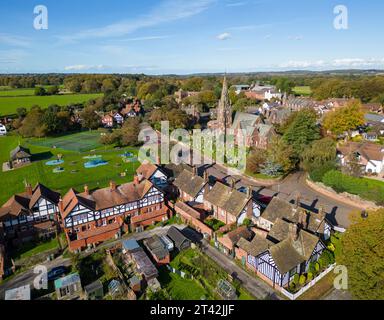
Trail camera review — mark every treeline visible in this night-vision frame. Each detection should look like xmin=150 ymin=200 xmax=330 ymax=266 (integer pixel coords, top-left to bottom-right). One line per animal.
xmin=0 ymin=75 xmax=64 ymax=88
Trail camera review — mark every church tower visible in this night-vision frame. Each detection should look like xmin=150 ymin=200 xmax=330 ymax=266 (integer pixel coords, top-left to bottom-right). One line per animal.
xmin=217 ymin=76 xmax=232 ymax=134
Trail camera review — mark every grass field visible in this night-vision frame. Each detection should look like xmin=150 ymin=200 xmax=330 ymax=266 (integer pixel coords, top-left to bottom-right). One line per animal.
xmin=0 ymin=85 xmax=65 ymax=97
xmin=0 ymin=93 xmax=103 ymax=116
xmin=0 ymin=132 xmax=140 ymax=205
xmin=27 ymin=130 xmax=105 ymax=152
xmin=293 ymin=86 xmax=312 ymax=96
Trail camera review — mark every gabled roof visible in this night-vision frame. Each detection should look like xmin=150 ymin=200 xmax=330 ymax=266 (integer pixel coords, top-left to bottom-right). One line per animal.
xmin=136 ymin=163 xmax=160 ymax=180
xmin=61 ymin=179 xmax=156 ymax=218
xmin=29 ymin=183 xmax=60 ymax=209
xmin=162 ymin=163 xmax=194 ymax=179
xmin=269 ymin=229 xmax=320 ymax=274
xmin=10 ymin=146 xmax=31 ymax=161
xmin=173 ymin=169 xmax=207 ymax=198
xmin=338 ymin=141 xmax=384 ymax=162
xmin=166 ymin=226 xmax=190 ymax=249
xmin=232 ymin=112 xmax=260 ymax=131
xmin=237 ymin=234 xmax=274 ymax=257
xmin=225 ymin=226 xmax=252 ymax=245
xmin=205 ymin=182 xmax=251 ymax=218
xmin=268 ymin=218 xmax=291 ymax=242
xmin=262 ymin=197 xmax=327 ymax=234
xmin=0 ymin=183 xmax=60 ymax=220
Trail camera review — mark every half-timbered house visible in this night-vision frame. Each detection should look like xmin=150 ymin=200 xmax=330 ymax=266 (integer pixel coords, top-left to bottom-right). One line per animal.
xmin=235 ymin=224 xmax=326 ymax=290
xmin=257 ymin=197 xmax=332 ymax=240
xmin=0 ymin=183 xmax=60 ymax=244
xmin=60 ymin=178 xmax=169 ymax=252
xmin=204 ymin=182 xmax=262 ymax=226
xmin=136 ymin=163 xmax=169 ymax=188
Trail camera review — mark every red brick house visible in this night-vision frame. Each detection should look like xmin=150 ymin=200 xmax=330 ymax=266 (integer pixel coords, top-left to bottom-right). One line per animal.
xmin=60 ymin=178 xmax=169 ymax=252
xmin=204 ymin=182 xmax=261 ymax=226
xmin=143 ymin=235 xmax=170 ymax=265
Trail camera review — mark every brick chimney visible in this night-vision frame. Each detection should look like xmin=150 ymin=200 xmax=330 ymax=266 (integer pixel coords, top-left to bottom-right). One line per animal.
xmin=247 ymin=186 xmax=252 ymax=199
xmin=318 ymin=206 xmax=326 ymax=220
xmin=110 ymin=181 xmax=117 ymax=191
xmin=84 ymin=185 xmax=89 ymax=196
xmin=192 ymin=166 xmax=197 ymax=177
xmin=133 ymin=175 xmax=140 ymax=185
xmin=204 ymin=170 xmax=209 ymax=183
xmin=25 ymin=183 xmax=33 ymax=197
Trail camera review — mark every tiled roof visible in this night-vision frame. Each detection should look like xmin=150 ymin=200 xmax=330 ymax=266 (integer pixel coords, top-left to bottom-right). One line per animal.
xmin=237 ymin=234 xmax=274 ymax=257
xmin=204 ymin=182 xmax=250 ymax=218
xmin=61 ymin=179 xmax=156 ymax=218
xmin=173 ymin=169 xmax=207 ymax=198
xmin=338 ymin=141 xmax=384 ymax=162
xmin=136 ymin=163 xmax=159 ymax=180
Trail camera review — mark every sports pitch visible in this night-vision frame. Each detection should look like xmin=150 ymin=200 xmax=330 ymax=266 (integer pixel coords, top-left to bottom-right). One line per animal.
xmin=27 ymin=131 xmax=104 ymax=152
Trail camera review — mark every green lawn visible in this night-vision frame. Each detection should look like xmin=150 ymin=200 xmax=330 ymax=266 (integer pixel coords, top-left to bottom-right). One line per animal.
xmin=322 ymin=170 xmax=384 ymax=205
xmin=0 ymin=93 xmax=103 ymax=116
xmin=293 ymin=86 xmax=312 ymax=96
xmin=0 ymin=133 xmax=140 ymax=205
xmin=158 ymin=267 xmax=210 ymax=300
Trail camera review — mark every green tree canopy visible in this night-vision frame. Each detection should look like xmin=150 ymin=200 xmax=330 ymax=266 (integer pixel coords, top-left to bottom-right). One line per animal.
xmin=337 ymin=210 xmax=384 ymax=300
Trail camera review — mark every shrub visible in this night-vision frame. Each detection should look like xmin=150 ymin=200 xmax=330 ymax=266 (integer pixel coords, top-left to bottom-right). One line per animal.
xmin=309 ymin=161 xmax=337 ymax=182
xmin=307 ymin=272 xmax=313 ymax=282
xmin=293 ymin=274 xmax=299 ymax=286
xmin=315 ymin=262 xmax=320 ymax=273
xmin=299 ymin=274 xmax=307 ymax=286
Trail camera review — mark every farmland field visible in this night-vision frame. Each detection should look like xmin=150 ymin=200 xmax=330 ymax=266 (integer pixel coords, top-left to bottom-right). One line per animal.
xmin=293 ymin=86 xmax=312 ymax=96
xmin=0 ymin=93 xmax=103 ymax=116
xmin=0 ymin=133 xmax=140 ymax=205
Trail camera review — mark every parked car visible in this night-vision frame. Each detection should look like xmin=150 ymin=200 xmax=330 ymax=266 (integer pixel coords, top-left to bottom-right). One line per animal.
xmin=48 ymin=266 xmax=68 ymax=281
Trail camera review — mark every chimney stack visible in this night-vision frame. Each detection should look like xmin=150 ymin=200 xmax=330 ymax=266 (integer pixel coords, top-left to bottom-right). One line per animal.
xmin=110 ymin=181 xmax=117 ymax=191
xmin=295 ymin=192 xmax=301 ymax=209
xmin=289 ymin=223 xmax=299 ymax=242
xmin=58 ymin=197 xmax=64 ymax=214
xmin=318 ymin=206 xmax=326 ymax=220
xmin=230 ymin=178 xmax=236 ymax=190
xmin=192 ymin=166 xmax=197 ymax=177
xmin=133 ymin=175 xmax=140 ymax=185
xmin=247 ymin=186 xmax=252 ymax=199
xmin=84 ymin=185 xmax=89 ymax=196
xmin=25 ymin=183 xmax=33 ymax=197
xmin=204 ymin=170 xmax=209 ymax=183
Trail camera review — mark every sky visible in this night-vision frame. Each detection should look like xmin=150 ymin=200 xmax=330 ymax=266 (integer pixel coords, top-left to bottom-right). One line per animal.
xmin=0 ymin=0 xmax=383 ymax=74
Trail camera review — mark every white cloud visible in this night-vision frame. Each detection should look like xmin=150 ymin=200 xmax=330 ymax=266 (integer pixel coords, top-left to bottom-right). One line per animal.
xmin=226 ymin=1 xmax=248 ymax=7
xmin=217 ymin=32 xmax=231 ymax=40
xmin=279 ymin=58 xmax=384 ymax=69
xmin=58 ymin=0 xmax=215 ymax=43
xmin=0 ymin=34 xmax=30 ymax=47
xmin=64 ymin=64 xmax=107 ymax=71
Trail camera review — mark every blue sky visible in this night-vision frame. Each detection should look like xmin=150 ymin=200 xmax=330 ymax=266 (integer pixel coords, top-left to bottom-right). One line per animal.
xmin=0 ymin=0 xmax=383 ymax=74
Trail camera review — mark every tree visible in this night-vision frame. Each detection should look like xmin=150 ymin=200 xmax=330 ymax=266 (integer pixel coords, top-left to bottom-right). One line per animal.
xmin=283 ymin=109 xmax=321 ymax=159
xmin=34 ymin=86 xmax=46 ymax=96
xmin=337 ymin=210 xmax=384 ymax=300
xmin=46 ymin=85 xmax=59 ymax=95
xmin=301 ymin=138 xmax=337 ymax=172
xmin=265 ymin=136 xmax=296 ymax=174
xmin=323 ymin=100 xmax=365 ymax=137
xmin=120 ymin=118 xmax=141 ymax=146
xmin=246 ymin=149 xmax=267 ymax=174
xmin=81 ymin=106 xmax=100 ymax=130
xmin=19 ymin=107 xmax=47 ymax=137
xmin=16 ymin=107 xmax=27 ymax=118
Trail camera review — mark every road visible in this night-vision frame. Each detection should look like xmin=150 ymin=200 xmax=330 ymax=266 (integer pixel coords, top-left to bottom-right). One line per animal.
xmin=202 ymin=163 xmax=358 ymax=229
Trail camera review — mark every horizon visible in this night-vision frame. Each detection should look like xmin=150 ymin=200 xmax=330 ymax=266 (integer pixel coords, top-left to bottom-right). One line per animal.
xmin=1 ymin=0 xmax=384 ymax=74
